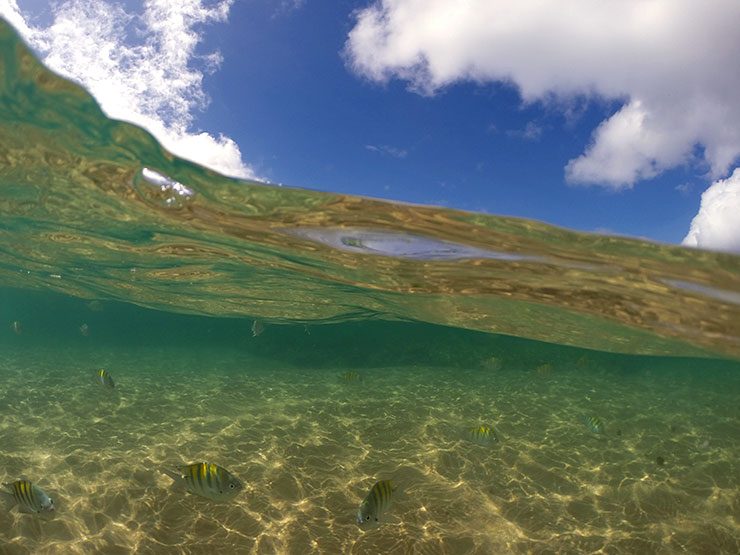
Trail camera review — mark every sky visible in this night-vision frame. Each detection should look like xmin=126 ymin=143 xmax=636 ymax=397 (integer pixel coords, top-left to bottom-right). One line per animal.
xmin=1 ymin=0 xmax=739 ymax=253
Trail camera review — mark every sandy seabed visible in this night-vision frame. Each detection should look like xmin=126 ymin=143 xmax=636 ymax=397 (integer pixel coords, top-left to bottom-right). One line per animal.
xmin=0 ymin=344 xmax=738 ymax=554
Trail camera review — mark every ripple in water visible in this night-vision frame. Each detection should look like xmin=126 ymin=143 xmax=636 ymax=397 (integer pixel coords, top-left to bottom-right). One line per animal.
xmin=132 ymin=168 xmax=196 ymax=210
xmin=290 ymin=227 xmax=546 ymax=261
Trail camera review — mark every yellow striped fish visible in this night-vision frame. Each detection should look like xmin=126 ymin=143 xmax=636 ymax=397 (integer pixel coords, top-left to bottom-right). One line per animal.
xmin=3 ymin=480 xmax=54 ymax=513
xmin=467 ymin=424 xmax=500 ymax=445
xmin=341 ymin=371 xmax=362 ymax=383
xmin=536 ymin=363 xmax=553 ymax=377
xmin=582 ymin=415 xmax=605 ymax=434
xmin=356 ymin=480 xmax=397 ymax=528
xmin=174 ymin=463 xmax=243 ymax=502
xmin=96 ymin=369 xmax=114 ymax=389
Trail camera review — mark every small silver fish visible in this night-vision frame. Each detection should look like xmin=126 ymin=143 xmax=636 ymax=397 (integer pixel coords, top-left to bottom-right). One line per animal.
xmin=80 ymin=323 xmax=90 ymax=336
xmin=3 ymin=480 xmax=54 ymax=513
xmin=582 ymin=415 xmax=605 ymax=434
xmin=10 ymin=320 xmax=22 ymax=335
xmin=251 ymin=320 xmax=264 ymax=337
xmin=467 ymin=424 xmax=499 ymax=445
xmin=170 ymin=462 xmax=243 ymax=502
xmin=96 ymin=369 xmax=114 ymax=389
xmin=357 ymin=480 xmax=397 ymax=528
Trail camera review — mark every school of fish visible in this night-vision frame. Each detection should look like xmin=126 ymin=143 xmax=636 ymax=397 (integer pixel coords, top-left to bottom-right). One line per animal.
xmin=5 ymin=320 xmax=612 ymax=533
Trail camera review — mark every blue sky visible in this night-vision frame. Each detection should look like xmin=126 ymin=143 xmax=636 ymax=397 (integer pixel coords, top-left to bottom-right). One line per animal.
xmin=3 ymin=0 xmax=739 ymax=251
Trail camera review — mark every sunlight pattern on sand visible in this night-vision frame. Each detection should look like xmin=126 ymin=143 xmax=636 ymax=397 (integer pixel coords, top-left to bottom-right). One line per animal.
xmin=1 ymin=344 xmax=737 ymax=554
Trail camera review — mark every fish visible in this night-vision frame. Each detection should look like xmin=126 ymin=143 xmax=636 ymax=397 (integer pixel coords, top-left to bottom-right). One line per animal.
xmin=96 ymin=369 xmax=115 ymax=389
xmin=341 ymin=371 xmax=362 ymax=382
xmin=167 ymin=462 xmax=243 ymax=502
xmin=10 ymin=320 xmax=22 ymax=335
xmin=582 ymin=415 xmax=605 ymax=434
xmin=483 ymin=356 xmax=502 ymax=371
xmin=86 ymin=300 xmax=104 ymax=312
xmin=536 ymin=363 xmax=553 ymax=377
xmin=356 ymin=480 xmax=397 ymax=528
xmin=2 ymin=480 xmax=54 ymax=513
xmin=467 ymin=424 xmax=500 ymax=445
xmin=251 ymin=319 xmax=264 ymax=337
xmin=80 ymin=323 xmax=90 ymax=336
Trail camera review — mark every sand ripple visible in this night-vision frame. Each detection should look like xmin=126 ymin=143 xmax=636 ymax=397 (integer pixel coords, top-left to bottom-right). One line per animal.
xmin=0 ymin=345 xmax=738 ymax=553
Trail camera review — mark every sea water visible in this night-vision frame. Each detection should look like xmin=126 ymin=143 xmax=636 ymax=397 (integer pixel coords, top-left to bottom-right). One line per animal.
xmin=0 ymin=20 xmax=738 ymax=554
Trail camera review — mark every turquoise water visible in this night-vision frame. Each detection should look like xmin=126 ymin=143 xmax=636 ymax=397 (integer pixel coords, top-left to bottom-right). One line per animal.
xmin=0 ymin=18 xmax=739 ymax=554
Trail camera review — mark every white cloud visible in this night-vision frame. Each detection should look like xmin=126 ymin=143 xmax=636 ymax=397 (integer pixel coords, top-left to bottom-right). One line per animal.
xmin=365 ymin=144 xmax=408 ymax=158
xmin=1 ymin=0 xmax=256 ymax=179
xmin=675 ymin=182 xmax=692 ymax=196
xmin=345 ymin=0 xmax=740 ymax=190
xmin=274 ymin=0 xmax=306 ymax=17
xmin=683 ymin=169 xmax=740 ymax=253
xmin=506 ymin=121 xmax=542 ymax=142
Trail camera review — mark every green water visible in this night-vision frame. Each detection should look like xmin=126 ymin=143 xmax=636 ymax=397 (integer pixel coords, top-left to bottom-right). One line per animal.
xmin=1 ymin=19 xmax=739 ymax=554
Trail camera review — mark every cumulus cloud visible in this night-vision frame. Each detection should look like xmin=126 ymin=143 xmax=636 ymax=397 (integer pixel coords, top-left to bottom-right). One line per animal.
xmin=683 ymin=169 xmax=740 ymax=253
xmin=345 ymin=0 xmax=740 ymax=189
xmin=0 ymin=0 xmax=256 ymax=179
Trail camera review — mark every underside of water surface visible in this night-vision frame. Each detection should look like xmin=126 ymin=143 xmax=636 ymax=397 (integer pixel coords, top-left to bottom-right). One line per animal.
xmin=0 ymin=18 xmax=739 ymax=555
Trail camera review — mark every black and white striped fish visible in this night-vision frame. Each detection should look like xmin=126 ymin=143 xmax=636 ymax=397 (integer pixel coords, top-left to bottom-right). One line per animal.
xmin=340 ymin=371 xmax=362 ymax=383
xmin=166 ymin=462 xmax=243 ymax=502
xmin=582 ymin=415 xmax=605 ymax=434
xmin=2 ymin=480 xmax=54 ymax=513
xmin=96 ymin=369 xmax=114 ymax=389
xmin=467 ymin=424 xmax=500 ymax=445
xmin=356 ymin=480 xmax=397 ymax=528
